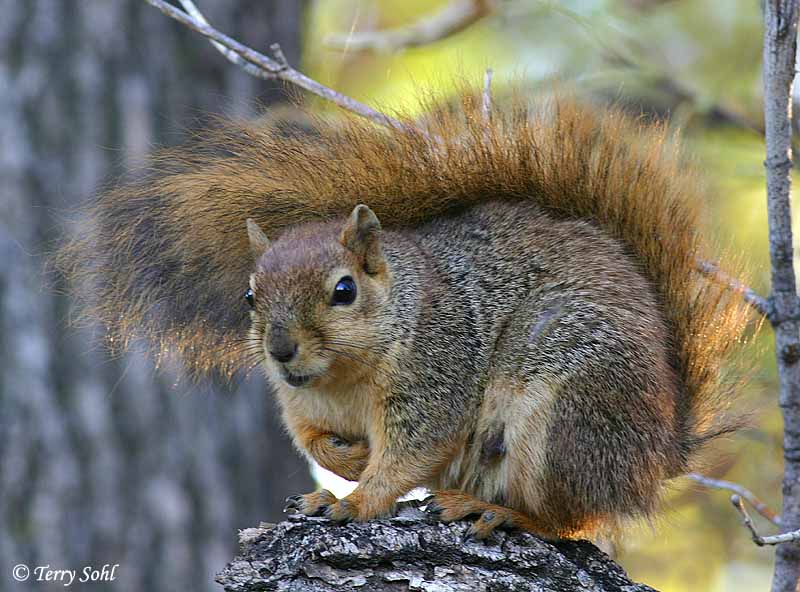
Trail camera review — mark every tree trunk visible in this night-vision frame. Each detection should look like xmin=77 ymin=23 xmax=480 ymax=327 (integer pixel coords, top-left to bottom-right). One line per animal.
xmin=763 ymin=1 xmax=800 ymax=591
xmin=0 ymin=2 xmax=312 ymax=591
xmin=217 ymin=514 xmax=657 ymax=592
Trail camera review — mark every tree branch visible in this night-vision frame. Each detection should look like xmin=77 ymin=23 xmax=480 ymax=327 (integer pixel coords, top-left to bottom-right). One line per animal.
xmin=325 ymin=0 xmax=495 ymax=54
xmin=142 ymin=0 xmax=408 ymax=131
xmin=216 ymin=514 xmax=658 ymax=591
xmin=732 ymin=495 xmax=800 ymax=546
xmin=688 ymin=472 xmax=780 ymax=525
xmin=696 ymin=259 xmax=771 ymax=318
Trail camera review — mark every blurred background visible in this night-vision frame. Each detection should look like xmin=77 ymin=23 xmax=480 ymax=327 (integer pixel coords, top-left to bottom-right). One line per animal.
xmin=0 ymin=0 xmax=781 ymax=590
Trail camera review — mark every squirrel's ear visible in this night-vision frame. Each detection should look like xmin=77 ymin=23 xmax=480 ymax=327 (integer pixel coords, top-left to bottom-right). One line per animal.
xmin=246 ymin=218 xmax=270 ymax=260
xmin=339 ymin=205 xmax=386 ymax=274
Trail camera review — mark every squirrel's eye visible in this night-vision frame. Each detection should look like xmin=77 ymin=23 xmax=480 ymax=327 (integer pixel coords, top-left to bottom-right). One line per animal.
xmin=332 ymin=276 xmax=357 ymax=306
xmin=244 ymin=287 xmax=255 ymax=308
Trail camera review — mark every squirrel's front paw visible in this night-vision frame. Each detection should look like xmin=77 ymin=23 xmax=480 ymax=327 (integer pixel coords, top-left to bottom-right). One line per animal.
xmin=284 ymin=489 xmax=367 ymax=522
xmin=323 ymin=498 xmax=360 ymax=523
xmin=284 ymin=489 xmax=337 ymax=516
xmin=324 ymin=436 xmax=370 ymax=481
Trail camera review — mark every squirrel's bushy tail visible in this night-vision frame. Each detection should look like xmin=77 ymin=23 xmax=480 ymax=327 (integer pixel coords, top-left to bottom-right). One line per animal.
xmin=59 ymin=87 xmax=751 ymax=453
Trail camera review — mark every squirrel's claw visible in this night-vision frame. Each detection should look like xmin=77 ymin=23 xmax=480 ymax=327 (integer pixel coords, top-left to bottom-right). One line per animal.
xmin=283 ymin=495 xmax=303 ymax=513
xmin=423 ymin=492 xmax=473 ymax=522
xmin=424 ymin=499 xmax=444 ymax=517
xmin=283 ymin=489 xmax=337 ymax=516
xmin=464 ymin=510 xmax=501 ymax=541
xmin=461 ymin=526 xmax=477 ymax=543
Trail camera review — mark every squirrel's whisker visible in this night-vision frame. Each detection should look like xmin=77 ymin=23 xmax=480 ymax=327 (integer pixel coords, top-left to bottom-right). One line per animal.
xmin=320 ymin=347 xmax=388 ymax=377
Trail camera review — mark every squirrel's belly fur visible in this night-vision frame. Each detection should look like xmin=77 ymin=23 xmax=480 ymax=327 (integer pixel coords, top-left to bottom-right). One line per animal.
xmin=60 ymin=89 xmax=753 ymax=538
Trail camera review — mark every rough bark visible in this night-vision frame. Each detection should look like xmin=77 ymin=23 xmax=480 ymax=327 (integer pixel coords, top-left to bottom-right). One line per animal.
xmin=763 ymin=1 xmax=800 ymax=591
xmin=217 ymin=514 xmax=657 ymax=592
xmin=0 ymin=2 xmax=311 ymax=591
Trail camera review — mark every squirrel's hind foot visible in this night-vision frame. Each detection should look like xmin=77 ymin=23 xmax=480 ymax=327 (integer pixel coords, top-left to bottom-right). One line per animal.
xmin=425 ymin=490 xmax=554 ymax=541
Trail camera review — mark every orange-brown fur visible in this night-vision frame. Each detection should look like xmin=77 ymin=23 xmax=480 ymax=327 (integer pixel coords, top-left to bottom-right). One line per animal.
xmin=293 ymin=424 xmax=369 ymax=482
xmin=60 ymin=88 xmax=752 ymax=539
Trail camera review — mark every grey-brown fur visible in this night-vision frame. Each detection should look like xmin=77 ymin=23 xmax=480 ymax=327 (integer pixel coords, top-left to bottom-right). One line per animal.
xmin=250 ymin=200 xmax=687 ymax=536
xmin=410 ymin=202 xmax=680 ymax=533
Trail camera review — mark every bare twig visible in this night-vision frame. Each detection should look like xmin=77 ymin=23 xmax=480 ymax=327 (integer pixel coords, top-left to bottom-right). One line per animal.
xmin=733 ymin=494 xmax=769 ymax=543
xmin=696 ymin=259 xmax=770 ymax=318
xmin=269 ymin=43 xmax=289 ymax=69
xmin=688 ymin=473 xmax=780 ymax=525
xmin=732 ymin=495 xmax=800 ymax=546
xmin=143 ymin=0 xmax=408 ymax=131
xmin=325 ymin=0 xmax=495 ymax=54
xmin=177 ymin=0 xmax=270 ymax=80
xmin=481 ymin=68 xmax=494 ymax=125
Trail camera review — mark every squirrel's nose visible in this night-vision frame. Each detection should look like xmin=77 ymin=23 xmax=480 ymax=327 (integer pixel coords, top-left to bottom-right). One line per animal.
xmin=270 ymin=344 xmax=297 ymax=364
xmin=269 ymin=328 xmax=298 ymax=363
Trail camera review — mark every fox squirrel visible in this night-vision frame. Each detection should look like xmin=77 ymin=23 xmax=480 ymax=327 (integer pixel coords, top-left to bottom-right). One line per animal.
xmin=61 ymin=89 xmax=750 ymax=539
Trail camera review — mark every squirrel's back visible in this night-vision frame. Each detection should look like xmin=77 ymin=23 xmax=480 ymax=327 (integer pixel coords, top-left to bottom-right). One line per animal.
xmin=408 ymin=200 xmax=685 ymax=528
xmin=60 ymin=88 xmax=751 ymax=463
